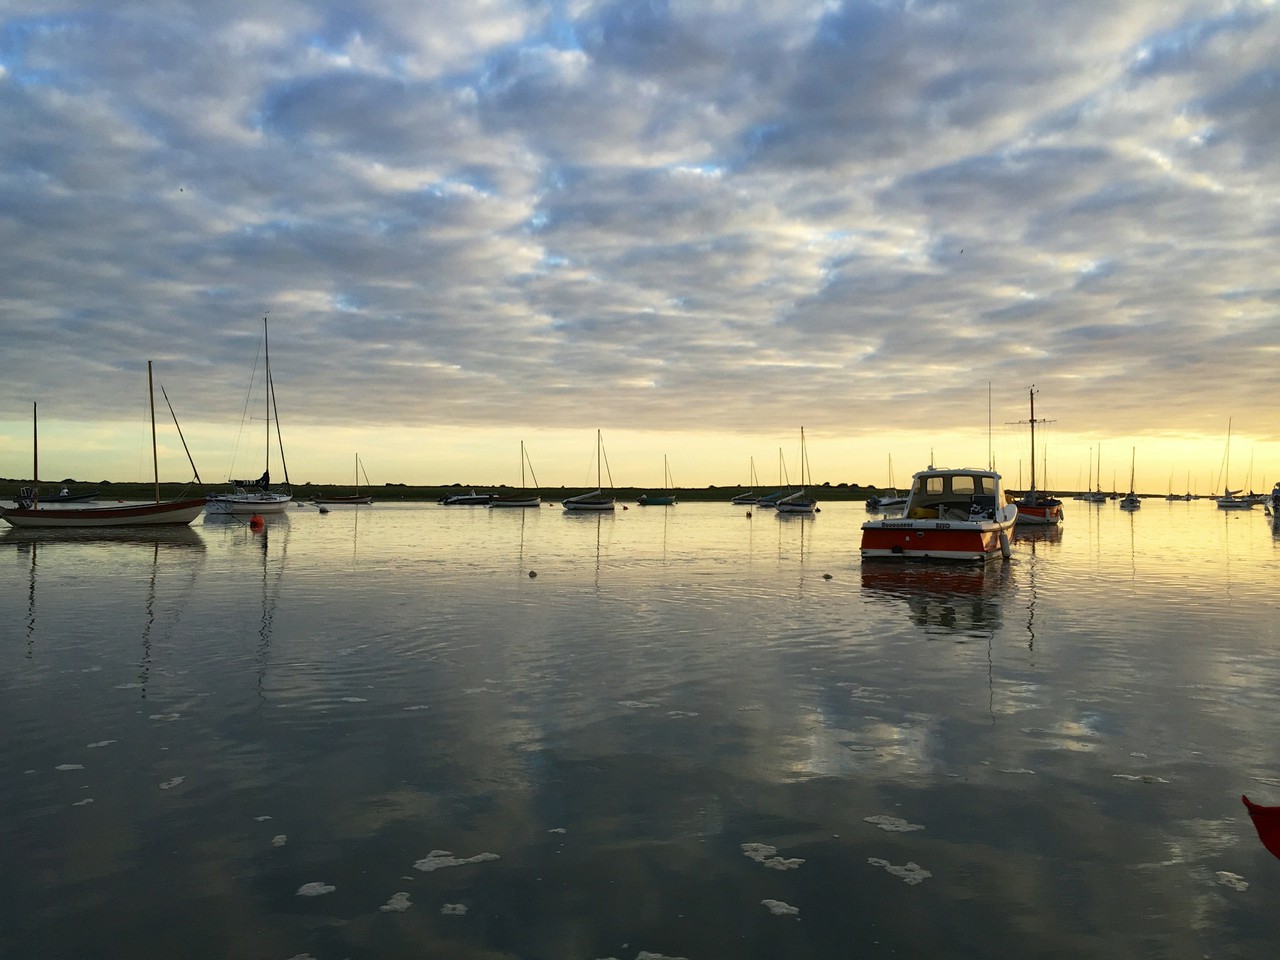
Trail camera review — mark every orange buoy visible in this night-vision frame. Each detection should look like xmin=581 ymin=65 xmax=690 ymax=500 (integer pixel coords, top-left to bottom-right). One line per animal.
xmin=249 ymin=513 xmax=265 ymax=531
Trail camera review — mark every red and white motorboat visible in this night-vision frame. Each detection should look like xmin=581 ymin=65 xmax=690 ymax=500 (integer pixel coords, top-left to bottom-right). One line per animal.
xmin=860 ymin=465 xmax=1018 ymax=563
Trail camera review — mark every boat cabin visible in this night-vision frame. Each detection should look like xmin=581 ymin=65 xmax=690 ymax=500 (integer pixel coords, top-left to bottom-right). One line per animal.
xmin=903 ymin=469 xmax=1000 ymax=521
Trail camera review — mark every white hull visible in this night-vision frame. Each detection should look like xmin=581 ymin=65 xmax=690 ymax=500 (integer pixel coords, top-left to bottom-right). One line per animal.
xmin=1216 ymin=497 xmax=1253 ymax=510
xmin=2 ymin=498 xmax=205 ymax=528
xmin=205 ymin=493 xmax=294 ymax=515
xmin=490 ymin=496 xmax=541 ymax=508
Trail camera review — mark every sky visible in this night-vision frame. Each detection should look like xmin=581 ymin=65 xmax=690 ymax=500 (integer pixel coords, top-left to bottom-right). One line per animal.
xmin=1 ymin=0 xmax=1278 ymax=494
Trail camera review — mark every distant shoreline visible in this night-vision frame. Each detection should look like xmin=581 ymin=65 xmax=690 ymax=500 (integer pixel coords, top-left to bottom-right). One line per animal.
xmin=2 ymin=479 xmax=883 ymax=503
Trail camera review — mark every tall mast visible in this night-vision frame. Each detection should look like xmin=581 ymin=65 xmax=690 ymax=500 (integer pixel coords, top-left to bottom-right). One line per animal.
xmin=264 ymin=315 xmax=291 ymax=485
xmin=263 ymin=316 xmax=271 ymax=478
xmin=148 ymin=360 xmax=159 ymax=503
xmin=1029 ymin=387 xmax=1035 ymax=493
xmin=32 ymin=401 xmax=38 ymax=507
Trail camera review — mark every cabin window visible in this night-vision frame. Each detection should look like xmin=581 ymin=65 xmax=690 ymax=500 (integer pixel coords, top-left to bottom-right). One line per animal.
xmin=980 ymin=476 xmax=995 ymax=496
xmin=951 ymin=475 xmax=976 ymax=495
xmin=923 ymin=477 xmax=944 ymax=495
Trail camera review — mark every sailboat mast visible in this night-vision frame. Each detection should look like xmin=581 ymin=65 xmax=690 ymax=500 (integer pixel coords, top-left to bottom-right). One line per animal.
xmin=1029 ymin=386 xmax=1036 ymax=494
xmin=1224 ymin=417 xmax=1232 ymax=494
xmin=148 ymin=361 xmax=160 ymax=503
xmin=596 ymin=429 xmax=602 ymax=488
xmin=32 ymin=401 xmax=38 ymax=507
xmin=264 ymin=317 xmax=291 ymax=485
xmin=520 ymin=441 xmax=526 ymax=488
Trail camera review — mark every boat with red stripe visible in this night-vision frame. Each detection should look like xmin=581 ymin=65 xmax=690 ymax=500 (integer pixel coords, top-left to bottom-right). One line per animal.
xmin=860 ymin=465 xmax=1017 ymax=563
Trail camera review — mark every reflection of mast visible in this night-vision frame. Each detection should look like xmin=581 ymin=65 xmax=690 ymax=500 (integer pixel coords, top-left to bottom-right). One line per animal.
xmin=24 ymin=541 xmax=37 ymax=658
xmin=139 ymin=541 xmax=159 ymax=697
xmin=254 ymin=520 xmax=291 ymax=700
xmin=1025 ymin=536 xmax=1038 ymax=653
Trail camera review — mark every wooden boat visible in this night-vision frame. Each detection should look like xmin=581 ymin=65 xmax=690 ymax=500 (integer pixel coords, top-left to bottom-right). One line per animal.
xmin=1011 ymin=386 xmax=1064 ymax=525
xmin=775 ymin=428 xmax=816 ymax=514
xmin=490 ymin=441 xmax=542 ymax=508
xmin=637 ymin=455 xmax=676 ymax=506
xmin=860 ymin=464 xmax=1017 ymax=562
xmin=2 ymin=368 xmax=205 ymax=529
xmin=313 ymin=454 xmax=374 ymax=505
xmin=206 ymin=317 xmax=293 ymax=515
xmin=563 ymin=430 xmax=616 ymax=511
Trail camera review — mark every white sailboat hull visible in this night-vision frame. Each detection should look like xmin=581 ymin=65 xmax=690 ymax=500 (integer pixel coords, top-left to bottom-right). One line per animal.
xmin=205 ymin=492 xmax=294 ymax=514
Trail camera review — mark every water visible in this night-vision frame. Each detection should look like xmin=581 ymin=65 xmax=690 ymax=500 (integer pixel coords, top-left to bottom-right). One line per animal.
xmin=2 ymin=500 xmax=1278 ymax=959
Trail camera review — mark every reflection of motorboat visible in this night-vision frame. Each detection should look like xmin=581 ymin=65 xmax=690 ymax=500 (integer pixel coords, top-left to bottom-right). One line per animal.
xmin=860 ymin=562 xmax=1007 ymax=633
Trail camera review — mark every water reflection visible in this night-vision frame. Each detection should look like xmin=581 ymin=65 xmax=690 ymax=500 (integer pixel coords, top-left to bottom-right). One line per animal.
xmin=5 ymin=527 xmax=206 ymax=667
xmin=860 ymin=562 xmax=1009 ymax=637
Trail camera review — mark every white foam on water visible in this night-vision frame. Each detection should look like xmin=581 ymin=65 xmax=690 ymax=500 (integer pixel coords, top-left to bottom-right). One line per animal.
xmin=159 ymin=777 xmax=185 ymax=790
xmin=618 ymin=700 xmax=658 ymax=709
xmin=864 ymin=815 xmax=924 ymax=833
xmin=441 ymin=902 xmax=468 ymax=915
xmin=380 ymin=892 xmax=412 ymax=912
xmin=762 ymin=899 xmax=799 ymax=916
xmin=999 ymin=768 xmax=1036 ymax=775
xmin=73 ymin=798 xmax=94 ymax=806
xmin=341 ymin=697 xmax=368 ymax=703
xmin=149 ymin=713 xmax=181 ymax=722
xmin=1112 ymin=774 xmax=1170 ymax=783
xmin=404 ymin=705 xmax=430 ymax=711
xmin=1216 ymin=871 xmax=1248 ymax=892
xmin=254 ymin=815 xmax=272 ymax=821
xmin=742 ymin=843 xmax=804 ymax=871
xmin=55 ymin=764 xmax=84 ymax=771
xmin=636 ymin=952 xmax=689 ymax=960
xmin=272 ymin=835 xmax=287 ymax=847
xmin=414 ymin=850 xmax=501 ymax=872
xmin=667 ymin=711 xmax=699 ymax=718
xmin=87 ymin=740 xmax=116 ymax=748
xmin=868 ymin=857 xmax=931 ymax=885
xmin=296 ymin=882 xmax=335 ymax=896
xmin=549 ymin=827 xmax=567 ymax=834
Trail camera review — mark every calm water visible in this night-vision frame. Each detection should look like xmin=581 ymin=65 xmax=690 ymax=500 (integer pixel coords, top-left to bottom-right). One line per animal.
xmin=3 ymin=499 xmax=1279 ymax=959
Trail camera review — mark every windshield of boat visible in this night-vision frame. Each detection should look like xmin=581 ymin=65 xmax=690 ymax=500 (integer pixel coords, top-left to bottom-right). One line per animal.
xmin=910 ymin=473 xmax=995 ymax=507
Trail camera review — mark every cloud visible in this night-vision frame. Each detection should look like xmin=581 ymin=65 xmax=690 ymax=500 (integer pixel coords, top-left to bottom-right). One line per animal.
xmin=1 ymin=1 xmax=1278 ymax=485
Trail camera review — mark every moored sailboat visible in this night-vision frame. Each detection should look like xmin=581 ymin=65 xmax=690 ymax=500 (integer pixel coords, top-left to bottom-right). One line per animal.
xmin=2 ymin=367 xmax=205 ymax=528
xmin=637 ymin=455 xmax=676 ymax=506
xmin=206 ymin=317 xmax=293 ymax=515
xmin=1215 ymin=418 xmax=1253 ymax=510
xmin=775 ymin=427 xmax=816 ymax=514
xmin=1011 ymin=386 xmax=1064 ymax=525
xmin=1119 ymin=448 xmax=1141 ymax=510
xmin=490 ymin=441 xmax=542 ymax=508
xmin=730 ymin=457 xmax=759 ymax=504
xmin=313 ymin=454 xmax=374 ymax=505
xmin=563 ymin=430 xmax=616 ymax=511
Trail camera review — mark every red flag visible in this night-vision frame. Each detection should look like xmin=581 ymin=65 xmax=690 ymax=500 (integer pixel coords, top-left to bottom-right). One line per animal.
xmin=1242 ymin=795 xmax=1280 ymax=860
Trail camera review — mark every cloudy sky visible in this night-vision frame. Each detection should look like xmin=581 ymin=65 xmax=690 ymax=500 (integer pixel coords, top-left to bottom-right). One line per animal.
xmin=2 ymin=1 xmax=1277 ymax=493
